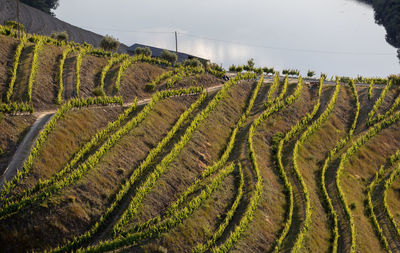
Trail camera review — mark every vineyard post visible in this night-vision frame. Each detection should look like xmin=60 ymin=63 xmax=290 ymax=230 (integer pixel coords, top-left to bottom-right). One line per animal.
xmin=175 ymin=31 xmax=178 ymax=54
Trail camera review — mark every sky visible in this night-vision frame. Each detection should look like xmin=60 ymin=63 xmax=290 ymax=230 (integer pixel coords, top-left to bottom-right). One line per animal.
xmin=55 ymin=0 xmax=399 ymax=77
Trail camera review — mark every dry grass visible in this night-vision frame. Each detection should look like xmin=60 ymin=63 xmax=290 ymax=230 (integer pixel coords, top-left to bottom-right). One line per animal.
xmin=342 ymin=122 xmax=400 ymax=253
xmin=141 ymin=173 xmax=237 ymax=252
xmin=129 ymin=80 xmax=253 ymax=231
xmin=387 ymin=179 xmax=400 ymax=229
xmin=297 ymin=86 xmax=354 ymax=252
xmin=0 ymin=95 xmax=199 ymax=251
xmin=118 ymin=62 xmax=165 ymax=102
xmin=79 ymin=54 xmax=108 ymax=98
xmin=10 ymin=106 xmax=125 ymax=195
xmin=232 ymin=82 xmax=320 ymax=253
xmin=32 ymin=43 xmax=64 ymax=110
xmin=11 ymin=44 xmax=34 ymax=103
xmin=0 ymin=36 xmax=18 ymax=101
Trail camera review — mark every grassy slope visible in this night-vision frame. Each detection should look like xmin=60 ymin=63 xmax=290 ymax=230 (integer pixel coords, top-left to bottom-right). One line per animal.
xmin=1 ymin=29 xmax=400 ymax=253
xmin=31 ymin=43 xmax=63 ymax=110
xmin=387 ymin=178 xmax=400 ymax=229
xmin=0 ymin=95 xmax=199 ymax=251
xmin=79 ymin=54 xmax=108 ymax=98
xmin=298 ymin=86 xmax=354 ymax=252
xmin=342 ymin=121 xmax=400 ymax=253
xmin=9 ymin=106 xmax=125 ymax=196
xmin=231 ymin=82 xmax=317 ymax=252
xmin=10 ymin=43 xmax=34 ymax=103
xmin=131 ymin=80 xmax=253 ymax=231
xmin=0 ymin=36 xmax=17 ymax=100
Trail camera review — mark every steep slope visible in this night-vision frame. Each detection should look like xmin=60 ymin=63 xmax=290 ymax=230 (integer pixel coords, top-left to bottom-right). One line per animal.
xmin=0 ymin=0 xmax=128 ymax=52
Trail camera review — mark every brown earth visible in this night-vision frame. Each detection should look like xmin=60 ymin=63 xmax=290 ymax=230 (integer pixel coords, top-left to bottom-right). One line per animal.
xmin=0 ymin=113 xmax=36 ymax=176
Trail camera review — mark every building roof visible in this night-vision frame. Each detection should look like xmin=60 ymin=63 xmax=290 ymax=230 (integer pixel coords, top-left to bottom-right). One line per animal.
xmin=127 ymin=43 xmax=208 ymax=63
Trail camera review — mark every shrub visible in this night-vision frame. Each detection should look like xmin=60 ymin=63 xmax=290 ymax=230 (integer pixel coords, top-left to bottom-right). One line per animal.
xmin=229 ymin=65 xmax=237 ymax=72
xmin=160 ymin=50 xmax=177 ymax=64
xmin=182 ymin=58 xmax=203 ymax=68
xmin=263 ymin=67 xmax=275 ymax=75
xmin=236 ymin=65 xmax=244 ymax=72
xmin=4 ymin=21 xmax=25 ymax=31
xmin=208 ymin=62 xmax=223 ymax=72
xmin=284 ymin=69 xmax=300 ymax=76
xmin=307 ymin=70 xmax=315 ymax=78
xmin=100 ymin=35 xmax=120 ymax=52
xmin=389 ymin=74 xmax=400 ymax=86
xmin=51 ymin=31 xmax=69 ymax=41
xmin=134 ymin=47 xmax=152 ymax=57
xmin=93 ymin=87 xmax=105 ymax=97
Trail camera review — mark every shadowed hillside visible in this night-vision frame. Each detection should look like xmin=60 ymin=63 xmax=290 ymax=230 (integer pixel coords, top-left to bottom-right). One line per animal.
xmin=0 ymin=0 xmax=128 ymax=52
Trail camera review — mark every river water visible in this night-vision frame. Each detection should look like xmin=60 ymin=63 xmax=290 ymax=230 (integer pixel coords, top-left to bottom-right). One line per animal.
xmin=55 ymin=0 xmax=399 ymax=77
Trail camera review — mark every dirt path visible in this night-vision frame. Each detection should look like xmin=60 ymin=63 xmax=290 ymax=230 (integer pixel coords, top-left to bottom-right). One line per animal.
xmin=0 ymin=112 xmax=53 ymax=187
xmin=0 ymin=84 xmax=224 ymax=190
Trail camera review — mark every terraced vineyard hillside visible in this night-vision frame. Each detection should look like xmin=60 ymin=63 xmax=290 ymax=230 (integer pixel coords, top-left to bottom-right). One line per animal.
xmin=1 ymin=25 xmax=400 ymax=253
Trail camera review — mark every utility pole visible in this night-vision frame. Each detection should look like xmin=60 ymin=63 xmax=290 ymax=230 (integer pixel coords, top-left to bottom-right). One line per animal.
xmin=16 ymin=0 xmax=20 ymax=38
xmin=175 ymin=31 xmax=178 ymax=54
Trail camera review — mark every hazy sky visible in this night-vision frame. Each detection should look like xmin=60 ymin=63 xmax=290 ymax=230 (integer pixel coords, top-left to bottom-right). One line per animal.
xmin=55 ymin=0 xmax=399 ymax=77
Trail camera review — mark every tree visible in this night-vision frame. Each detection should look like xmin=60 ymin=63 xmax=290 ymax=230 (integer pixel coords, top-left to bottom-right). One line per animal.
xmin=183 ymin=58 xmax=203 ymax=68
xmin=100 ymin=35 xmax=120 ymax=52
xmin=307 ymin=70 xmax=315 ymax=78
xmin=134 ymin=47 xmax=152 ymax=57
xmin=160 ymin=50 xmax=177 ymax=64
xmin=20 ymin=0 xmax=60 ymax=15
xmin=51 ymin=31 xmax=68 ymax=41
xmin=247 ymin=58 xmax=255 ymax=69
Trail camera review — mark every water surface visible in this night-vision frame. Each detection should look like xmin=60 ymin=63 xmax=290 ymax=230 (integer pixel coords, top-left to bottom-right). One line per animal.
xmin=55 ymin=0 xmax=399 ymax=77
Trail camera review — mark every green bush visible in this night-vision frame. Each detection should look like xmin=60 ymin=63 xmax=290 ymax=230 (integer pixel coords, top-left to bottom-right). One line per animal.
xmin=307 ymin=70 xmax=315 ymax=78
xmin=182 ymin=58 xmax=203 ymax=68
xmin=236 ymin=65 xmax=244 ymax=72
xmin=263 ymin=67 xmax=275 ymax=75
xmin=4 ymin=21 xmax=25 ymax=31
xmin=228 ymin=65 xmax=235 ymax=72
xmin=283 ymin=69 xmax=300 ymax=76
xmin=160 ymin=50 xmax=177 ymax=64
xmin=208 ymin=63 xmax=223 ymax=72
xmin=100 ymin=35 xmax=120 ymax=52
xmin=92 ymin=87 xmax=105 ymax=97
xmin=206 ymin=63 xmax=226 ymax=78
xmin=134 ymin=47 xmax=152 ymax=57
xmin=389 ymin=74 xmax=400 ymax=85
xmin=51 ymin=31 xmax=69 ymax=41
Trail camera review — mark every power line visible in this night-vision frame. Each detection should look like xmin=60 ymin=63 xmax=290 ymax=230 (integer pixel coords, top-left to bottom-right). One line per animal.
xmin=82 ymin=26 xmax=174 ymax=34
xmin=80 ymin=26 xmax=394 ymax=56
xmin=180 ymin=32 xmax=394 ymax=56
